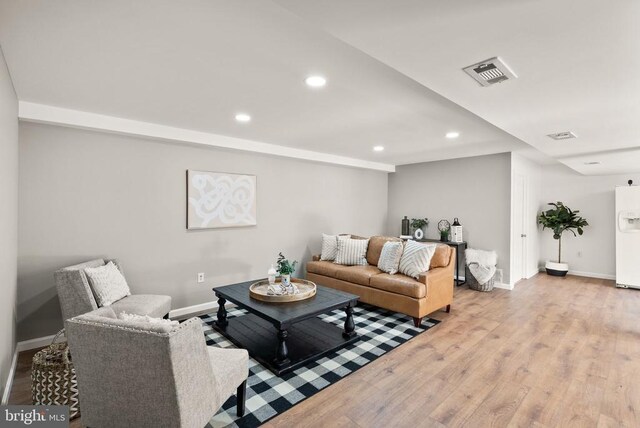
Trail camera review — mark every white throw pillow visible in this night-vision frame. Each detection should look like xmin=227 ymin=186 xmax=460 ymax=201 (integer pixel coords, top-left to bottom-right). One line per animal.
xmin=320 ymin=234 xmax=350 ymax=261
xmin=398 ymin=240 xmax=437 ymax=279
xmin=335 ymin=238 xmax=369 ymax=266
xmin=84 ymin=261 xmax=131 ymax=307
xmin=119 ymin=312 xmax=179 ymax=328
xmin=377 ymin=241 xmax=404 ymax=274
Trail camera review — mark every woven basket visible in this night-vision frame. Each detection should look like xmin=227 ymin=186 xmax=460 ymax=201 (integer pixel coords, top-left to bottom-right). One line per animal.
xmin=31 ymin=330 xmax=80 ymax=419
xmin=466 ymin=264 xmax=496 ymax=292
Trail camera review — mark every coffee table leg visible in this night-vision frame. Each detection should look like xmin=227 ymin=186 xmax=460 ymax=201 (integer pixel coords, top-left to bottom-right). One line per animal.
xmin=343 ymin=304 xmax=356 ymax=339
xmin=275 ymin=329 xmax=290 ymax=366
xmin=216 ymin=294 xmax=228 ymax=328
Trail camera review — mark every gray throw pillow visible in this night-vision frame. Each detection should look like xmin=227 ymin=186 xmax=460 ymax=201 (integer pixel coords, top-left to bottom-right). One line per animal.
xmin=84 ymin=261 xmax=131 ymax=307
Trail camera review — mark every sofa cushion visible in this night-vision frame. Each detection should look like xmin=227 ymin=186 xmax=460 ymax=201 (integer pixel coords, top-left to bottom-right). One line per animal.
xmin=334 ymin=265 xmax=383 ymax=287
xmin=306 ymin=260 xmax=341 ymax=277
xmin=370 ymin=273 xmax=426 ymax=299
xmin=110 ymin=294 xmax=172 ymax=318
xmin=430 ymin=245 xmax=452 ymax=269
xmin=366 ymin=236 xmax=403 ymax=266
xmin=335 ymin=238 xmax=369 ymax=266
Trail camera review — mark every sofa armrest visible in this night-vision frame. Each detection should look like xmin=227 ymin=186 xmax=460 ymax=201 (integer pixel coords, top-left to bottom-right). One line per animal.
xmin=419 ymin=247 xmax=455 ymax=306
xmin=312 ymin=254 xmax=321 ymax=261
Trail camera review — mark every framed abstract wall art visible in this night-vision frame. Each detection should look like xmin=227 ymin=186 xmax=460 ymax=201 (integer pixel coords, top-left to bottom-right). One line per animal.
xmin=186 ymin=170 xmax=257 ymax=229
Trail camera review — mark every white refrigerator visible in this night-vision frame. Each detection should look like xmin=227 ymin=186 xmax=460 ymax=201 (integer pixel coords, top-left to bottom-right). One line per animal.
xmin=616 ymin=186 xmax=640 ymax=289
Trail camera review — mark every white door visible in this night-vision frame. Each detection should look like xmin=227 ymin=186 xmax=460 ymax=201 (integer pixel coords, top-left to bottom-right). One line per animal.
xmin=512 ymin=174 xmax=527 ymax=282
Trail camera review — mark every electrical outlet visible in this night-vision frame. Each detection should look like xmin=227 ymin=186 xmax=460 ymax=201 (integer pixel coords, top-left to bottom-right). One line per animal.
xmin=197 ymin=273 xmax=205 ymax=283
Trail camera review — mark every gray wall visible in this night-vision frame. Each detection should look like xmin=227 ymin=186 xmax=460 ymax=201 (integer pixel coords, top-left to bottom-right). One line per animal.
xmin=387 ymin=153 xmax=512 ymax=283
xmin=18 ymin=122 xmax=389 ymax=340
xmin=0 ymin=46 xmax=18 ymax=400
xmin=539 ymin=164 xmax=640 ymax=277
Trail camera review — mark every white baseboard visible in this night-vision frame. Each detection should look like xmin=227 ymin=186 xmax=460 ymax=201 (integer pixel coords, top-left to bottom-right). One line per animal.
xmin=537 ymin=267 xmax=615 ymax=281
xmin=568 ymin=270 xmax=616 ymax=280
xmin=169 ymin=300 xmax=220 ymax=319
xmin=493 ymin=282 xmax=514 ymax=290
xmin=16 ymin=334 xmax=57 ymax=353
xmin=1 ymin=348 xmax=18 ymax=405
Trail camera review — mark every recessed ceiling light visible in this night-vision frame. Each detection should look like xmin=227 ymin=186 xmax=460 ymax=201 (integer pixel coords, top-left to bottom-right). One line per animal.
xmin=584 ymin=161 xmax=601 ymax=165
xmin=235 ymin=113 xmax=251 ymax=123
xmin=373 ymin=146 xmax=384 ymax=152
xmin=446 ymin=132 xmax=460 ymax=139
xmin=305 ymin=75 xmax=327 ymax=88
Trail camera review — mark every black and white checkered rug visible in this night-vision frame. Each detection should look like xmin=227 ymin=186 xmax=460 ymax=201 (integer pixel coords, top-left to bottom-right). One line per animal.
xmin=199 ymin=304 xmax=439 ymax=428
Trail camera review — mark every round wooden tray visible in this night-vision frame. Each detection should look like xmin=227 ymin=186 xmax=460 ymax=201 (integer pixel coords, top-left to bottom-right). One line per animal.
xmin=249 ymin=278 xmax=317 ymax=303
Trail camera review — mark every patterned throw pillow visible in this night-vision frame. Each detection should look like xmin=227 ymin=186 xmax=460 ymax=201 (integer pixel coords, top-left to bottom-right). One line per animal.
xmin=335 ymin=238 xmax=370 ymax=266
xmin=320 ymin=234 xmax=350 ymax=261
xmin=84 ymin=261 xmax=131 ymax=307
xmin=398 ymin=240 xmax=437 ymax=279
xmin=377 ymin=241 xmax=404 ymax=274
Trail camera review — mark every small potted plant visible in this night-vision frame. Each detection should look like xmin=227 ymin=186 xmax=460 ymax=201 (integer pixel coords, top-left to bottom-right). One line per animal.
xmin=410 ymin=218 xmax=429 ymax=239
xmin=276 ymin=252 xmax=298 ymax=288
xmin=538 ymin=202 xmax=588 ymax=277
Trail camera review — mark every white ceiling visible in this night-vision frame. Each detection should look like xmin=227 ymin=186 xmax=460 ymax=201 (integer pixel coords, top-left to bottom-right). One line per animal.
xmin=1 ymin=1 xmax=636 ymax=174
xmin=275 ymin=0 xmax=640 ymax=175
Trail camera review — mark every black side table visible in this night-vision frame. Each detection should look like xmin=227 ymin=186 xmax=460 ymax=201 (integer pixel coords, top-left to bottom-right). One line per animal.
xmin=417 ymin=239 xmax=468 ymax=286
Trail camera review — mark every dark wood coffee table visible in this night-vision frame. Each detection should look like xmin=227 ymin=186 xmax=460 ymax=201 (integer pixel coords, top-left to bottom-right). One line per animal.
xmin=213 ymin=279 xmax=359 ymax=375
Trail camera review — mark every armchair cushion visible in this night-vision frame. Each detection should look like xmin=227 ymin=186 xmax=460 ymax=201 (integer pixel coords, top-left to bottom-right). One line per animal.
xmin=110 ymin=294 xmax=171 ymax=318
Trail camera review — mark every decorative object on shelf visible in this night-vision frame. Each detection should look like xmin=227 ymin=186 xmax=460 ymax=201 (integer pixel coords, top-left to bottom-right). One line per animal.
xmin=451 ymin=218 xmax=463 ymax=243
xmin=410 ymin=217 xmax=429 ymax=240
xmin=31 ymin=330 xmax=80 ymax=419
xmin=437 ymin=219 xmax=451 ymax=242
xmin=276 ymin=252 xmax=298 ymax=290
xmin=401 ymin=216 xmax=410 ymax=236
xmin=267 ymin=264 xmax=277 ymax=285
xmin=186 ymin=170 xmax=257 ymax=230
xmin=538 ymin=201 xmax=588 ymax=277
xmin=249 ymin=278 xmax=316 ymax=302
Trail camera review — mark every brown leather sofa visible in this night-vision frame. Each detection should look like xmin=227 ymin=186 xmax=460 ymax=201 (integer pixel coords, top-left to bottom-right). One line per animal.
xmin=306 ymin=236 xmax=455 ymax=326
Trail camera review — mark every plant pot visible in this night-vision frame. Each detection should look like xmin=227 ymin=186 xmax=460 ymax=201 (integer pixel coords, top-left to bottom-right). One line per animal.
xmin=545 ymin=261 xmax=569 ymax=277
xmin=281 ymin=274 xmax=291 ymax=287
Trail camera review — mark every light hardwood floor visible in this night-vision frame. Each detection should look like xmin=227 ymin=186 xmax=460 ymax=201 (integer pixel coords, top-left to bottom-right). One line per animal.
xmin=9 ymin=274 xmax=640 ymax=427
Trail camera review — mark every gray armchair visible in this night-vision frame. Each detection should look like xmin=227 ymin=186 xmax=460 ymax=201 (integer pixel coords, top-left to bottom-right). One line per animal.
xmin=55 ymin=259 xmax=171 ymax=320
xmin=66 ymin=307 xmax=249 ymax=428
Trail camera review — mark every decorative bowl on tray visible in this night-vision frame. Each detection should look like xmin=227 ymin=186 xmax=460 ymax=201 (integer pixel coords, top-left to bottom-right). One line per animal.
xmin=249 ymin=278 xmax=317 ymax=303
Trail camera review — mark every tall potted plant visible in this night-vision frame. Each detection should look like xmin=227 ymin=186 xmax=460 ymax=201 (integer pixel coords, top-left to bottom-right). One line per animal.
xmin=537 ymin=202 xmax=588 ymax=277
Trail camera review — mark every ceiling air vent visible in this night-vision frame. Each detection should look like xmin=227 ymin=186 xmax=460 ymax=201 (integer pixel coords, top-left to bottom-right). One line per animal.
xmin=463 ymin=57 xmax=517 ymax=87
xmin=547 ymin=131 xmax=577 ymax=140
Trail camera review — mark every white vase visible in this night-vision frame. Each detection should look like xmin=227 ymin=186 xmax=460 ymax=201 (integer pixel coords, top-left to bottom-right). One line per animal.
xmin=545 ymin=261 xmax=569 ymax=277
xmin=281 ymin=274 xmax=291 ymax=287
